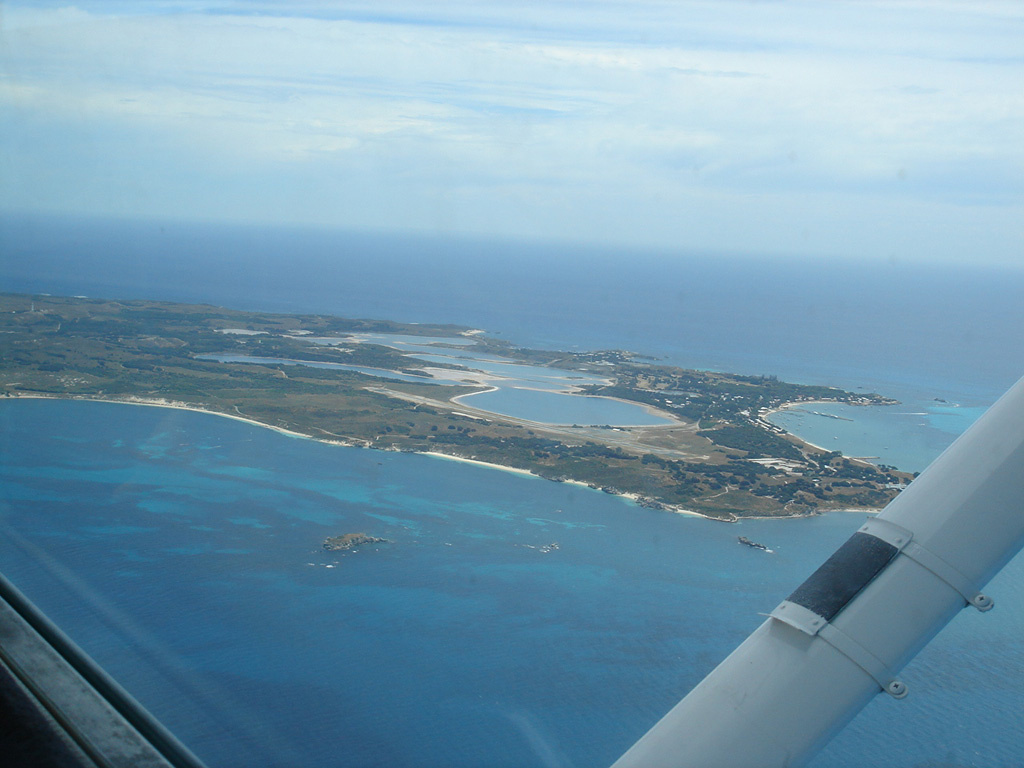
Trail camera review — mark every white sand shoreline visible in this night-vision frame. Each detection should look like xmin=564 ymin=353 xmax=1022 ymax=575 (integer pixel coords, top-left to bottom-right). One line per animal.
xmin=11 ymin=393 xmax=326 ymax=441
xmin=4 ymin=392 xmax=825 ymax=524
xmin=418 ymin=450 xmax=539 ymax=478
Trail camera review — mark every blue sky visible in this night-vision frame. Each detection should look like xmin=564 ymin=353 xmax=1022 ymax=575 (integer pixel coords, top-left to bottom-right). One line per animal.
xmin=1 ymin=1 xmax=1022 ymax=263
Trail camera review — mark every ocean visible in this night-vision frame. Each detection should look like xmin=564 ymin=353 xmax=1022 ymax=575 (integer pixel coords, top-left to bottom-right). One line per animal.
xmin=2 ymin=214 xmax=1024 ymax=766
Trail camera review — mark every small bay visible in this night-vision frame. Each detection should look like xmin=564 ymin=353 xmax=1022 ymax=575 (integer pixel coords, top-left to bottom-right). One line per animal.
xmin=768 ymin=396 xmax=989 ymax=473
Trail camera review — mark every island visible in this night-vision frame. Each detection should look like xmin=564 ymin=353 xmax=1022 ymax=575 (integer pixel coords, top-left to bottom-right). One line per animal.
xmin=738 ymin=536 xmax=773 ymax=553
xmin=324 ymin=533 xmax=390 ymax=551
xmin=0 ymin=292 xmax=914 ymax=521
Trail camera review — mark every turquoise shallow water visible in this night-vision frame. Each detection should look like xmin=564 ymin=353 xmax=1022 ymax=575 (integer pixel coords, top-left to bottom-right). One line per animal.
xmin=2 ymin=398 xmax=1023 ymax=768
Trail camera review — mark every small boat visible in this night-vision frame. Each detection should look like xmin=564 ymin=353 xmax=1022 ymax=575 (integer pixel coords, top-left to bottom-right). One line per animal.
xmin=738 ymin=536 xmax=773 ymax=553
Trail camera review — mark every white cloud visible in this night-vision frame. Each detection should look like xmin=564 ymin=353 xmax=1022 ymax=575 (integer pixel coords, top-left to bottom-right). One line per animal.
xmin=1 ymin=1 xmax=1022 ymax=262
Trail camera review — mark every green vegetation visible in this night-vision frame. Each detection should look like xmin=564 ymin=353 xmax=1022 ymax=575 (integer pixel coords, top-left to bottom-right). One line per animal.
xmin=0 ymin=293 xmax=912 ymax=520
xmin=697 ymin=424 xmax=802 ymax=460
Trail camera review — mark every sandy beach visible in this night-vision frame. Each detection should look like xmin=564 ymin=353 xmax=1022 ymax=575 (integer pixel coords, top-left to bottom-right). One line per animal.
xmin=7 ymin=392 xmax=743 ymax=523
xmin=10 ymin=393 xmax=321 ymax=442
xmin=419 ymin=451 xmax=539 ymax=478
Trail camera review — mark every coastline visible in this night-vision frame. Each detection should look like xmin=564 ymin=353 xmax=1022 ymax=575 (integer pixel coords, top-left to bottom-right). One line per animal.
xmin=10 ymin=393 xmax=322 ymax=442
xmin=759 ymin=400 xmax=835 ymax=454
xmin=5 ymin=392 xmax=724 ymax=523
xmin=760 ymin=399 xmax=885 ymax=468
xmin=419 ymin=450 xmax=540 ymax=479
xmin=737 ymin=506 xmax=878 ymax=521
xmin=760 ymin=399 xmax=834 ymax=423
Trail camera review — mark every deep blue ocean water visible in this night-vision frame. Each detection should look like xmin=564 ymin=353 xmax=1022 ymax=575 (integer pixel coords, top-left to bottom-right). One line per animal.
xmin=3 ymin=215 xmax=1024 ymax=766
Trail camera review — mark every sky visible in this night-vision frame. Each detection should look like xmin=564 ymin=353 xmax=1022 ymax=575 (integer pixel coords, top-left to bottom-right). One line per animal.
xmin=1 ymin=1 xmax=1022 ymax=264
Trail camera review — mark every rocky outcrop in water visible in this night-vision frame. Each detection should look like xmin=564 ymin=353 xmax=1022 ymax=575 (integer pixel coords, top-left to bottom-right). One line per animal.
xmin=323 ymin=533 xmax=389 ymax=551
